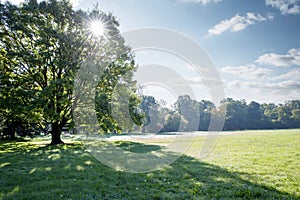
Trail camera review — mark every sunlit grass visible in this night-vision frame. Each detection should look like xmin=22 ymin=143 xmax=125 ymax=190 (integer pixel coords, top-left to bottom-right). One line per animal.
xmin=0 ymin=129 xmax=299 ymax=199
xmin=203 ymin=129 xmax=300 ymax=197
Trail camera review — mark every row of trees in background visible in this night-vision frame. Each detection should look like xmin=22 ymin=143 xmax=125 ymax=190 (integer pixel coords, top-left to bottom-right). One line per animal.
xmin=221 ymin=98 xmax=300 ymax=130
xmin=138 ymin=95 xmax=300 ymax=133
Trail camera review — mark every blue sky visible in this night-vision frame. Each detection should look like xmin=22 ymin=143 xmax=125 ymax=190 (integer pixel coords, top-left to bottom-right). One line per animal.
xmin=8 ymin=0 xmax=300 ymax=104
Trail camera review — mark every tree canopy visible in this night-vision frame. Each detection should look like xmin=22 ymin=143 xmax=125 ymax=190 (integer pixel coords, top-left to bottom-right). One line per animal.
xmin=138 ymin=96 xmax=300 ymax=133
xmin=0 ymin=0 xmax=140 ymax=143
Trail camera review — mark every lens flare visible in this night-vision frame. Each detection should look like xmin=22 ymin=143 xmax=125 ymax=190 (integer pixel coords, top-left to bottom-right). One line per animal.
xmin=90 ymin=20 xmax=105 ymax=37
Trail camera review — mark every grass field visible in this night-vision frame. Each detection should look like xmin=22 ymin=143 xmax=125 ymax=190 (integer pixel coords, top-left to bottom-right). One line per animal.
xmin=0 ymin=129 xmax=299 ymax=199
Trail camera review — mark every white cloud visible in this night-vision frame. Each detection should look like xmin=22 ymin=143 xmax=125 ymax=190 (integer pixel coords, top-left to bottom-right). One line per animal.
xmin=179 ymin=0 xmax=222 ymax=5
xmin=273 ymin=68 xmax=300 ymax=80
xmin=221 ymin=48 xmax=300 ymax=102
xmin=278 ymin=80 xmax=300 ymax=89
xmin=208 ymin=13 xmax=273 ymax=36
xmin=266 ymin=0 xmax=300 ymax=15
xmin=185 ymin=76 xmax=222 ymax=87
xmin=256 ymin=48 xmax=300 ymax=67
xmin=242 ymin=80 xmax=300 ymax=95
xmin=221 ymin=58 xmax=300 ymax=103
xmin=221 ymin=64 xmax=273 ymax=80
xmin=224 ymin=79 xmax=300 ymax=103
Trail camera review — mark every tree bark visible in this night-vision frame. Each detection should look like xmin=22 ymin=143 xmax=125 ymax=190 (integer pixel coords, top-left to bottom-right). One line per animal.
xmin=50 ymin=122 xmax=64 ymax=145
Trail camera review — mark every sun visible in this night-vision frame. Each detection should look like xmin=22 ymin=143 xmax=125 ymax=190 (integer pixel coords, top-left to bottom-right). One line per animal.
xmin=90 ymin=20 xmax=106 ymax=37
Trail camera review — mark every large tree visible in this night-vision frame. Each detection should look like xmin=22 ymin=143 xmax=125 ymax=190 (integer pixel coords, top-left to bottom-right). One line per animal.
xmin=246 ymin=101 xmax=263 ymax=129
xmin=0 ymin=0 xmax=138 ymax=144
xmin=220 ymin=98 xmax=248 ymax=130
xmin=198 ymin=100 xmax=215 ymax=131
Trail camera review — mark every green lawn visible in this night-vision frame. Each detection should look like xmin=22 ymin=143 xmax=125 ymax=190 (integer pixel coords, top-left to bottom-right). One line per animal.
xmin=0 ymin=129 xmax=299 ymax=199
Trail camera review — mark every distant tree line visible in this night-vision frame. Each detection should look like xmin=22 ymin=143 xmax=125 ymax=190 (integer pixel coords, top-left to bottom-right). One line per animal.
xmin=138 ymin=95 xmax=300 ymax=133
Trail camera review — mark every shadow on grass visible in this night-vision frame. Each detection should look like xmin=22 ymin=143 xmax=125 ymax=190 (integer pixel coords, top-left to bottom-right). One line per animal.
xmin=0 ymin=140 xmax=298 ymax=199
xmin=114 ymin=141 xmax=162 ymax=153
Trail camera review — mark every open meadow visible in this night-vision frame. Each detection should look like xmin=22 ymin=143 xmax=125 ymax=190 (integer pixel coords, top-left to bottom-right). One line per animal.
xmin=2 ymin=1 xmax=300 ymax=199
xmin=0 ymin=129 xmax=299 ymax=199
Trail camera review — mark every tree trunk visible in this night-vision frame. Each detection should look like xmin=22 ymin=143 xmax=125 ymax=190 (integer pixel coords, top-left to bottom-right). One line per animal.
xmin=50 ymin=122 xmax=64 ymax=145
